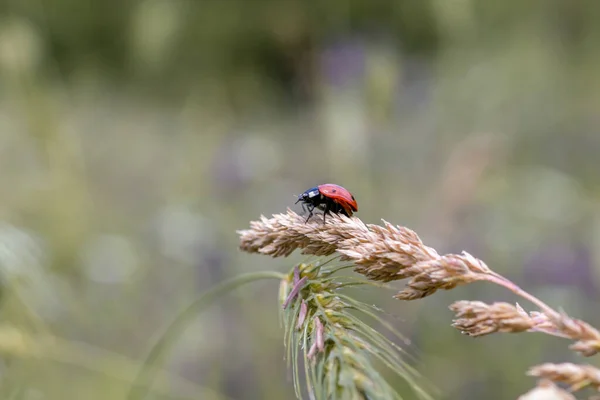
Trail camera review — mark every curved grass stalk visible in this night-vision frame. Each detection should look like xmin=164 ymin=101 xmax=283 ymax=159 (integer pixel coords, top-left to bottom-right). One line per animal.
xmin=0 ymin=325 xmax=218 ymax=399
xmin=127 ymin=271 xmax=285 ymax=400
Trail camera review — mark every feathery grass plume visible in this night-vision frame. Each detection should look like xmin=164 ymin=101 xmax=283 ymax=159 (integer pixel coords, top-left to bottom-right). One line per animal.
xmin=239 ymin=210 xmax=600 ymax=397
xmin=238 ymin=209 xmax=493 ymax=300
xmin=239 ymin=211 xmax=600 ymax=349
xmin=450 ymin=301 xmax=600 ymax=357
xmin=517 ymin=380 xmax=576 ymax=400
xmin=528 ymin=363 xmax=600 ymax=392
xmin=278 ymin=261 xmax=433 ymax=400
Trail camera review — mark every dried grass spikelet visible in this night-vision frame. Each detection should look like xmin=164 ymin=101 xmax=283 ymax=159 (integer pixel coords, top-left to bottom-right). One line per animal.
xmin=518 ymin=379 xmax=576 ymax=400
xmin=450 ymin=301 xmax=535 ymax=337
xmin=239 ymin=210 xmax=492 ymax=300
xmin=449 ymin=301 xmax=600 ymax=357
xmin=279 ymin=262 xmax=433 ymax=400
xmin=528 ymin=363 xmax=600 ymax=392
xmin=550 ymin=315 xmax=600 ymax=358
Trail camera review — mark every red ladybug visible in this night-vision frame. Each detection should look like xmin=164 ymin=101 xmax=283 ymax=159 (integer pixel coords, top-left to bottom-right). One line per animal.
xmin=295 ymin=183 xmax=358 ymax=223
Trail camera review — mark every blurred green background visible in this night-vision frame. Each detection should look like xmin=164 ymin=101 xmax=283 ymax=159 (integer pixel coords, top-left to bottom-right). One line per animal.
xmin=1 ymin=0 xmax=600 ymax=399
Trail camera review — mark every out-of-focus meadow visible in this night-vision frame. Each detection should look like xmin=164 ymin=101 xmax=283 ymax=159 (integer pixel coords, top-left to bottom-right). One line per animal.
xmin=1 ymin=1 xmax=599 ymax=399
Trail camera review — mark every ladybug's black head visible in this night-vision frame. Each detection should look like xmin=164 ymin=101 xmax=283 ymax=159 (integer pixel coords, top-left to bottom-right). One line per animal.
xmin=295 ymin=187 xmax=320 ymax=204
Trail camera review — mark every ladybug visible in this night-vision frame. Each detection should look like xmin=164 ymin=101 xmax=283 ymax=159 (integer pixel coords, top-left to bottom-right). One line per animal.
xmin=295 ymin=183 xmax=358 ymax=223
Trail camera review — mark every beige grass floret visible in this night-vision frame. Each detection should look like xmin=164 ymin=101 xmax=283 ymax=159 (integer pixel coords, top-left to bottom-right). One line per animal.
xmin=528 ymin=363 xmax=600 ymax=392
xmin=518 ymin=380 xmax=576 ymax=400
xmin=449 ymin=301 xmax=600 ymax=356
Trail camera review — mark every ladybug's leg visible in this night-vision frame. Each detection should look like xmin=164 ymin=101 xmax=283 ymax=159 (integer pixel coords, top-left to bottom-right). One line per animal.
xmin=322 ymin=202 xmax=329 ymax=223
xmin=305 ymin=204 xmax=314 ymax=223
xmin=300 ymin=202 xmax=311 ymax=222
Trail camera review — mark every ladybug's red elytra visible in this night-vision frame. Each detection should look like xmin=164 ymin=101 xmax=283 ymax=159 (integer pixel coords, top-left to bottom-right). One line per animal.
xmin=295 ymin=183 xmax=358 ymax=223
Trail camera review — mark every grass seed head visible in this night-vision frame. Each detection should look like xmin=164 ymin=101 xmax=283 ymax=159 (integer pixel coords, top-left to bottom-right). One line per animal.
xmin=528 ymin=363 xmax=600 ymax=392
xmin=277 ymin=262 xmax=433 ymax=400
xmin=239 ymin=210 xmax=493 ymax=299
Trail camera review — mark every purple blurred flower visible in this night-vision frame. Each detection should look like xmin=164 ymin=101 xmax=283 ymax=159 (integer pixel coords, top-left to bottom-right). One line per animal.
xmin=319 ymin=38 xmax=366 ymax=88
